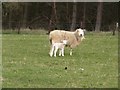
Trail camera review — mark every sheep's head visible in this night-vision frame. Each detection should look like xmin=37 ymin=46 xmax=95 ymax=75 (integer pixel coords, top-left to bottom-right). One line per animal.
xmin=76 ymin=28 xmax=86 ymax=40
xmin=76 ymin=28 xmax=85 ymax=36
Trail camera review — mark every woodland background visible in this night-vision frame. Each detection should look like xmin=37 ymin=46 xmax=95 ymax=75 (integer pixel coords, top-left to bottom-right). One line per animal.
xmin=2 ymin=2 xmax=118 ymax=33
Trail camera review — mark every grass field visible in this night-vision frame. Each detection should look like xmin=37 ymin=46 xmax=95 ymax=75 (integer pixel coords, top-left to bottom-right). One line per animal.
xmin=2 ymin=31 xmax=118 ymax=88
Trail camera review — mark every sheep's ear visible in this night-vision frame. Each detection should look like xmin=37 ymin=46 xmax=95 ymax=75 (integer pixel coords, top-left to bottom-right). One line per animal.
xmin=76 ymin=29 xmax=79 ymax=32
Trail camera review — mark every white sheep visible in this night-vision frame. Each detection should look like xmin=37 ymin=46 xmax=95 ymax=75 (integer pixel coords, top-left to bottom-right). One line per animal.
xmin=49 ymin=28 xmax=85 ymax=56
xmin=49 ymin=40 xmax=68 ymax=57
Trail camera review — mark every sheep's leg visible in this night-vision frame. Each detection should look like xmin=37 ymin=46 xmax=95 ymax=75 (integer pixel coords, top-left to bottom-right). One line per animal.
xmin=70 ymin=48 xmax=72 ymax=56
xmin=49 ymin=45 xmax=54 ymax=57
xmin=54 ymin=47 xmax=58 ymax=57
xmin=61 ymin=48 xmax=64 ymax=56
xmin=59 ymin=49 xmax=62 ymax=56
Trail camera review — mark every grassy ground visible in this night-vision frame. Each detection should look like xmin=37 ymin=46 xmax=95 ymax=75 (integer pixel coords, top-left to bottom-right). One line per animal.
xmin=2 ymin=32 xmax=118 ymax=88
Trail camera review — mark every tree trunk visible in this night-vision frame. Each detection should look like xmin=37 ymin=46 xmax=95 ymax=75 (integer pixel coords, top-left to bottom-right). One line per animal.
xmin=70 ymin=1 xmax=77 ymax=31
xmin=22 ymin=3 xmax=28 ymax=28
xmin=0 ymin=2 xmax=1 ymax=33
xmin=53 ymin=1 xmax=58 ymax=25
xmin=95 ymin=2 xmax=103 ymax=32
xmin=8 ymin=9 xmax=12 ymax=29
xmin=48 ymin=1 xmax=58 ymax=34
xmin=66 ymin=2 xmax=70 ymax=28
xmin=82 ymin=2 xmax=86 ymax=29
xmin=17 ymin=21 xmax=21 ymax=34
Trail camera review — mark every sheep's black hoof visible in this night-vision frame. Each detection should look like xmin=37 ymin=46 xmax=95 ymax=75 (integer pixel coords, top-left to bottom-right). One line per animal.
xmin=65 ymin=67 xmax=67 ymax=70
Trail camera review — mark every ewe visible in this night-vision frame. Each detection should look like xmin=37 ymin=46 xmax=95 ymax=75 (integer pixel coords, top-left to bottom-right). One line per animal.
xmin=49 ymin=28 xmax=85 ymax=56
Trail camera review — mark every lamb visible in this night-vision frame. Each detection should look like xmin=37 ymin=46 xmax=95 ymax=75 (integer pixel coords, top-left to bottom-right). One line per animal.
xmin=50 ymin=40 xmax=68 ymax=57
xmin=49 ymin=28 xmax=85 ymax=56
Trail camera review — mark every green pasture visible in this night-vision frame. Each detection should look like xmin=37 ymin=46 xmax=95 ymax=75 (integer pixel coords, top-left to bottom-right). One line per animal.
xmin=2 ymin=31 xmax=118 ymax=88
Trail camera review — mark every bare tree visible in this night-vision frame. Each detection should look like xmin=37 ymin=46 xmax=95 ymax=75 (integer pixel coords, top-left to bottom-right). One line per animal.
xmin=80 ymin=2 xmax=86 ymax=29
xmin=22 ymin=3 xmax=28 ymax=28
xmin=47 ymin=1 xmax=58 ymax=34
xmin=70 ymin=1 xmax=77 ymax=31
xmin=95 ymin=1 xmax=103 ymax=32
xmin=53 ymin=1 xmax=58 ymax=25
xmin=0 ymin=2 xmax=1 ymax=33
xmin=8 ymin=8 xmax=12 ymax=29
xmin=66 ymin=2 xmax=71 ymax=27
xmin=17 ymin=21 xmax=21 ymax=34
xmin=82 ymin=2 xmax=86 ymax=29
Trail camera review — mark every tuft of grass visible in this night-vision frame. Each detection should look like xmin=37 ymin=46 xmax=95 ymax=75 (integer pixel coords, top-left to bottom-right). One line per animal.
xmin=2 ymin=32 xmax=118 ymax=88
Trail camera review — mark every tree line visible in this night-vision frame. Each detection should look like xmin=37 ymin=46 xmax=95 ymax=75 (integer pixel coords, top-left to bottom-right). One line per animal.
xmin=2 ymin=2 xmax=118 ymax=33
